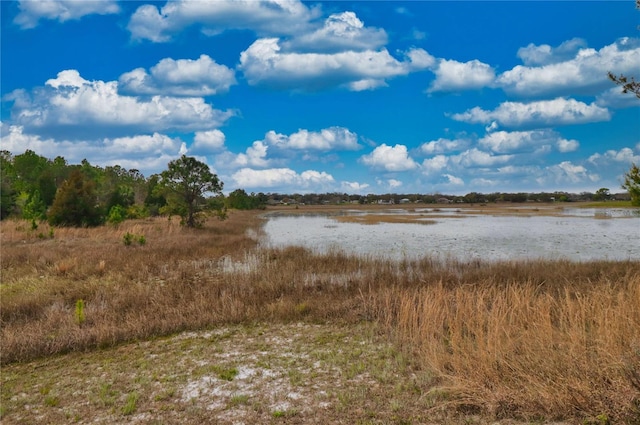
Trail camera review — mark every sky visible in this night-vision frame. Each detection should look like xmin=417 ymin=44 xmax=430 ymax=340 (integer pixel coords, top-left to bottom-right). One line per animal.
xmin=1 ymin=1 xmax=639 ymax=195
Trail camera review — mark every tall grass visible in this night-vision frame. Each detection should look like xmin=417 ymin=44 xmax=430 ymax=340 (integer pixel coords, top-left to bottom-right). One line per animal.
xmin=1 ymin=211 xmax=639 ymax=421
xmin=370 ymin=276 xmax=640 ymax=421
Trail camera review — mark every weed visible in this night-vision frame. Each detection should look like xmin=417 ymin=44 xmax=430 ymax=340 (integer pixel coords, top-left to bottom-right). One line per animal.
xmin=209 ymin=365 xmax=238 ymax=381
xmin=228 ymin=394 xmax=249 ymax=407
xmin=98 ymin=383 xmax=117 ymax=407
xmin=272 ymin=408 xmax=298 ymax=418
xmin=123 ymin=231 xmax=134 ymax=246
xmin=44 ymin=394 xmax=60 ymax=407
xmin=121 ymin=391 xmax=139 ymax=415
xmin=75 ymin=299 xmax=85 ymax=326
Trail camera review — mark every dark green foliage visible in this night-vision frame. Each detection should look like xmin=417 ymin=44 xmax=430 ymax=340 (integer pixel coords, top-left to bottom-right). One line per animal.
xmin=144 ymin=174 xmax=166 ymax=216
xmin=48 ymin=170 xmax=103 ymax=227
xmin=594 ymin=188 xmax=611 ymax=202
xmin=226 ymin=189 xmax=266 ymax=210
xmin=157 ymin=155 xmax=224 ymax=227
xmin=0 ymin=151 xmax=17 ymax=219
xmin=622 ymin=163 xmax=640 ymax=206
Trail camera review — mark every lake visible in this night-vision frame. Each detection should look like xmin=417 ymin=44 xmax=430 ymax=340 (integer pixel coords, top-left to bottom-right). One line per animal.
xmin=261 ymin=206 xmax=640 ymax=262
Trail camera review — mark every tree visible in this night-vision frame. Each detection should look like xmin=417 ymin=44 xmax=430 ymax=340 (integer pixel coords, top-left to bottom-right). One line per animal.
xmin=157 ymin=155 xmax=224 ymax=227
xmin=622 ymin=163 xmax=640 ymax=206
xmin=48 ymin=170 xmax=103 ymax=227
xmin=226 ymin=189 xmax=266 ymax=210
xmin=594 ymin=187 xmax=611 ymax=201
xmin=608 ymin=72 xmax=640 ymax=98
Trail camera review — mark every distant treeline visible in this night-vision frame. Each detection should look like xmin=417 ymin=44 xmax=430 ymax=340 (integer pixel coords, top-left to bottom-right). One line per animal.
xmin=243 ymin=189 xmax=629 ymax=206
xmin=0 ymin=150 xmax=630 ymax=223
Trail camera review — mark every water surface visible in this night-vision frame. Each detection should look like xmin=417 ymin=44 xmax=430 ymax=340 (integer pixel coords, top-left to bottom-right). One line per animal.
xmin=262 ymin=208 xmax=640 ymax=262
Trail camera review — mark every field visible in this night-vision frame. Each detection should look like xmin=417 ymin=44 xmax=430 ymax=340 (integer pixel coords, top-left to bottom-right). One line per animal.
xmin=1 ymin=206 xmax=639 ymax=424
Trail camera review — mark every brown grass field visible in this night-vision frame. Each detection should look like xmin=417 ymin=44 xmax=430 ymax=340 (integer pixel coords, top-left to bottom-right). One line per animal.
xmin=1 ymin=206 xmax=639 ymax=424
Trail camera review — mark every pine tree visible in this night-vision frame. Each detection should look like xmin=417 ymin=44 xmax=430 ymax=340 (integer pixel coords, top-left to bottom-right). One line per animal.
xmin=48 ymin=170 xmax=103 ymax=227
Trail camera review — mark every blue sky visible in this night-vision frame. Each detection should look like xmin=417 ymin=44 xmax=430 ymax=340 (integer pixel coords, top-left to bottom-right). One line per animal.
xmin=1 ymin=1 xmax=639 ymax=195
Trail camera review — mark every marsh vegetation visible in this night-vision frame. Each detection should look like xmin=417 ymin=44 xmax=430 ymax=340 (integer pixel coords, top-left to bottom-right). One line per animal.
xmin=1 ymin=207 xmax=639 ymax=424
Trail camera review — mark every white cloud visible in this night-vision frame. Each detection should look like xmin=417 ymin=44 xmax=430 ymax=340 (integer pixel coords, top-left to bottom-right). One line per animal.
xmin=479 ymin=130 xmax=579 ymax=154
xmin=452 ymin=148 xmax=513 ymax=168
xmin=451 ymin=97 xmax=610 ymax=128
xmin=516 ymin=38 xmax=587 ymax=66
xmin=264 ymin=127 xmax=360 ymax=151
xmin=193 ymin=129 xmax=226 ymax=153
xmin=360 ymin=144 xmax=418 ymax=172
xmin=429 ymin=59 xmax=496 ymax=92
xmin=283 ymin=11 xmax=387 ymax=53
xmin=419 ymin=137 xmax=468 ymax=155
xmin=498 ymin=38 xmax=640 ymax=96
xmin=341 ymin=181 xmax=370 ymax=192
xmin=538 ymin=161 xmax=598 ymax=185
xmin=233 ymin=141 xmax=270 ymax=168
xmin=595 ymin=86 xmax=640 ymax=109
xmin=387 ymin=179 xmax=403 ymax=189
xmin=14 ymin=0 xmax=119 ymax=29
xmin=443 ymin=174 xmax=464 ymax=186
xmin=421 ymin=155 xmax=448 ymax=174
xmin=127 ymin=0 xmax=317 ymax=42
xmin=556 ymin=138 xmax=579 ymax=153
xmin=589 ymin=147 xmax=640 ymax=166
xmin=7 ymin=70 xmax=234 ymax=139
xmin=231 ymin=167 xmax=334 ymax=189
xmin=118 ymin=55 xmax=236 ymax=96
xmin=239 ymin=38 xmax=432 ymax=91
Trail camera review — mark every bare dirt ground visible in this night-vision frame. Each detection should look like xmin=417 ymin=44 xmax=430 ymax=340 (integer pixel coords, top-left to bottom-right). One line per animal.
xmin=1 ymin=321 xmax=572 ymax=424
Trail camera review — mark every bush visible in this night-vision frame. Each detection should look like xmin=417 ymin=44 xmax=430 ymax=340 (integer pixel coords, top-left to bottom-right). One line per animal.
xmin=107 ymin=205 xmax=127 ymax=225
xmin=48 ymin=170 xmax=103 ymax=227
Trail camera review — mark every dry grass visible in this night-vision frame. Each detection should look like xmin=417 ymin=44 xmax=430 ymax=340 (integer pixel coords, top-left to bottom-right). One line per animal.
xmin=1 ymin=208 xmax=639 ymax=423
xmin=369 ymin=273 xmax=640 ymax=421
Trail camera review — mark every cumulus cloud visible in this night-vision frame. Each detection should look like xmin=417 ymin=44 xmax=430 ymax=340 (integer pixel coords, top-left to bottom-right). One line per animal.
xmin=428 ymin=59 xmax=496 ymax=92
xmin=360 ymin=144 xmax=418 ymax=172
xmin=421 ymin=155 xmax=448 ymax=174
xmin=263 ymin=127 xmax=360 ymax=151
xmin=556 ymin=138 xmax=579 ymax=153
xmin=6 ymin=70 xmax=234 ymax=139
xmin=283 ymin=11 xmax=387 ymax=53
xmin=239 ymin=38 xmax=433 ymax=91
xmin=231 ymin=167 xmax=334 ymax=189
xmin=589 ymin=147 xmax=640 ymax=166
xmin=479 ymin=130 xmax=579 ymax=154
xmin=14 ymin=0 xmax=119 ymax=29
xmin=233 ymin=141 xmax=270 ymax=168
xmin=419 ymin=137 xmax=468 ymax=155
xmin=538 ymin=161 xmax=599 ymax=186
xmin=387 ymin=179 xmax=403 ymax=189
xmin=341 ymin=181 xmax=370 ymax=192
xmin=595 ymin=86 xmax=640 ymax=109
xmin=498 ymin=38 xmax=640 ymax=96
xmin=443 ymin=174 xmax=464 ymax=185
xmin=452 ymin=148 xmax=513 ymax=168
xmin=516 ymin=38 xmax=587 ymax=66
xmin=118 ymin=55 xmax=236 ymax=96
xmin=192 ymin=129 xmax=226 ymax=153
xmin=451 ymin=97 xmax=610 ymax=128
xmin=127 ymin=0 xmax=317 ymax=42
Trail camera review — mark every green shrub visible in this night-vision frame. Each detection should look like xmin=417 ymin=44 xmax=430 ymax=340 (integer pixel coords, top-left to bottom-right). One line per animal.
xmin=107 ymin=205 xmax=127 ymax=225
xmin=123 ymin=232 xmax=134 ymax=246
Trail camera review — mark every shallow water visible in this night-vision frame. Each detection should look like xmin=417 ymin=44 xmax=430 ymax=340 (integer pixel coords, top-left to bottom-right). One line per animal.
xmin=261 ymin=208 xmax=640 ymax=262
